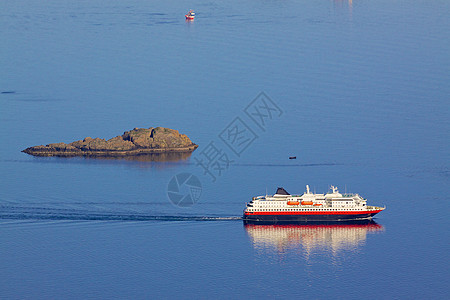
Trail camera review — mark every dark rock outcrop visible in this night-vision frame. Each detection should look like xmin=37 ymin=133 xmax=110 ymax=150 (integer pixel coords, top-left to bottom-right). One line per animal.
xmin=23 ymin=127 xmax=198 ymax=157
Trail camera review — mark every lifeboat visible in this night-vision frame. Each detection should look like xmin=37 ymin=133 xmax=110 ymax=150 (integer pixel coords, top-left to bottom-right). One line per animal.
xmin=287 ymin=200 xmax=300 ymax=205
xmin=185 ymin=10 xmax=195 ymax=20
xmin=301 ymin=200 xmax=314 ymax=205
xmin=314 ymin=203 xmax=322 ymax=206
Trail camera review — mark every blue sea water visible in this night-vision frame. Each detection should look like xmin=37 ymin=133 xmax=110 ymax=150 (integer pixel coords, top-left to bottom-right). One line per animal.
xmin=0 ymin=0 xmax=449 ymax=299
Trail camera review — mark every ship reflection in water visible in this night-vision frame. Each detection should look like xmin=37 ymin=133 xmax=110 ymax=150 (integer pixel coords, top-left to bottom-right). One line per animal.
xmin=245 ymin=220 xmax=384 ymax=256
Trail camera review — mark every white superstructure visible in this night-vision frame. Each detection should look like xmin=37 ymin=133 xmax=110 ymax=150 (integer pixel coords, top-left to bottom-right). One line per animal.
xmin=247 ymin=186 xmax=379 ymax=212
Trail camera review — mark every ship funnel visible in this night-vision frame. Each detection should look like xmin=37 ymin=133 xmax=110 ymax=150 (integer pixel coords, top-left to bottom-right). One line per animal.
xmin=275 ymin=187 xmax=290 ymax=195
xmin=306 ymin=185 xmax=310 ymax=194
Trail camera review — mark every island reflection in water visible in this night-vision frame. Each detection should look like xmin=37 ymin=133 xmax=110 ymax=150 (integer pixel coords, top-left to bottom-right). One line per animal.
xmin=245 ymin=220 xmax=384 ymax=255
xmin=46 ymin=152 xmax=194 ymax=169
xmin=85 ymin=152 xmax=193 ymax=162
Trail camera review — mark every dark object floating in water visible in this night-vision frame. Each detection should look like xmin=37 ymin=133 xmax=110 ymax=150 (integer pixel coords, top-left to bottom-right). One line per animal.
xmin=23 ymin=127 xmax=198 ymax=157
xmin=289 ymin=156 xmax=296 ymax=159
xmin=1 ymin=91 xmax=16 ymax=94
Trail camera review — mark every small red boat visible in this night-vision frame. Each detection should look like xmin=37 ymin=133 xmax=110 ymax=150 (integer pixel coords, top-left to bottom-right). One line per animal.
xmin=185 ymin=10 xmax=195 ymax=20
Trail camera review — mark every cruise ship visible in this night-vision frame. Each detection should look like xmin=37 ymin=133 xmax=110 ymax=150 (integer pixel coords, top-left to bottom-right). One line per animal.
xmin=243 ymin=185 xmax=385 ymax=223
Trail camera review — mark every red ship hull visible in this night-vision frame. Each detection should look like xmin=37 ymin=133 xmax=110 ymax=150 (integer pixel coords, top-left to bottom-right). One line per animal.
xmin=243 ymin=209 xmax=383 ymax=223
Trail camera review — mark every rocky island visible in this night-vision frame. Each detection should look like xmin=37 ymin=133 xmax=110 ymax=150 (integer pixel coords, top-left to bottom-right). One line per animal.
xmin=22 ymin=127 xmax=198 ymax=157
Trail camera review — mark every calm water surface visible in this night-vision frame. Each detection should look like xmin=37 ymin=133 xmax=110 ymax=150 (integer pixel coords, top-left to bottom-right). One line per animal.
xmin=1 ymin=0 xmax=449 ymax=299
